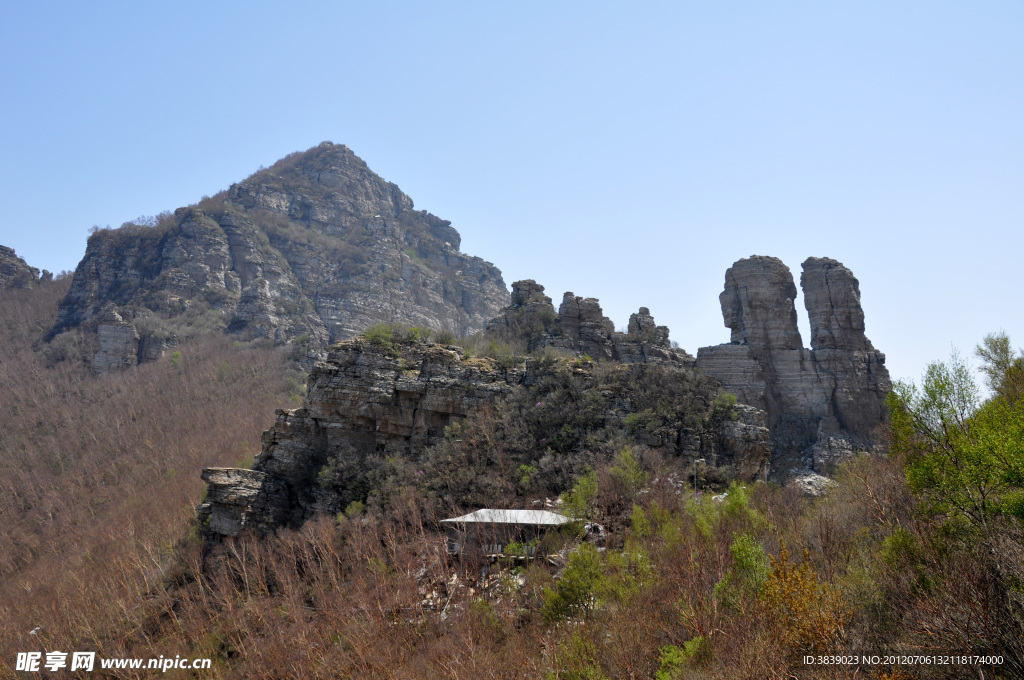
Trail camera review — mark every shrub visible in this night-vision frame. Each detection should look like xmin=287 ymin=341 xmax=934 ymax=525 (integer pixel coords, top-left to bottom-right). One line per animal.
xmin=542 ymin=543 xmax=604 ymax=621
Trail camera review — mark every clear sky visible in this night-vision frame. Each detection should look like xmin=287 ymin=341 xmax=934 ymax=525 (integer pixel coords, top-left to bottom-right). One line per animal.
xmin=2 ymin=2 xmax=1021 ymax=386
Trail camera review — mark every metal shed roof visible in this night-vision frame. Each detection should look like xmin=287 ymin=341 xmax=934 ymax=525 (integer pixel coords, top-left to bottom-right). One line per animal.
xmin=440 ymin=509 xmax=571 ymax=526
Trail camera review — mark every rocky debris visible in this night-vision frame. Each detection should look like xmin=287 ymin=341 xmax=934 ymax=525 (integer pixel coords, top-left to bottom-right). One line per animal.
xmin=788 ymin=470 xmax=837 ymax=497
xmin=487 ymin=280 xmax=695 ymax=367
xmin=696 ymin=256 xmax=891 ymax=482
xmin=93 ymin=307 xmax=140 ymax=376
xmin=0 ymin=245 xmax=50 ymax=288
xmin=48 ymin=143 xmax=508 ymax=373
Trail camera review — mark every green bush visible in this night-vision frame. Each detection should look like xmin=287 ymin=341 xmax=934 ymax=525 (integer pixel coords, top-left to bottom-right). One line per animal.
xmin=542 ymin=542 xmax=604 ymax=621
xmin=655 ymin=637 xmax=711 ymax=679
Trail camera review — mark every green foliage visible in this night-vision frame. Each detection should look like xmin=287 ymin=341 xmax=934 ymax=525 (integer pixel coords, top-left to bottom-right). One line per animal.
xmin=655 ymin=637 xmax=711 ymax=679
xmin=711 ymin=391 xmax=739 ymax=420
xmin=542 ymin=542 xmax=604 ymax=621
xmin=517 ymin=464 xmax=537 ymax=490
xmin=601 ymin=538 xmax=653 ymax=605
xmin=713 ymin=533 xmax=769 ymax=611
xmin=975 ymin=332 xmax=1024 ymax=404
xmin=546 ymin=630 xmax=607 ymax=680
xmin=689 ymin=482 xmax=767 ymax=541
xmin=363 ymin=323 xmax=430 ymax=349
xmin=170 ymin=350 xmax=182 ymax=366
xmin=561 ymin=468 xmax=598 ymax=522
xmin=610 ymin=445 xmax=647 ymax=496
xmin=364 ymin=323 xmax=395 ymax=348
xmin=630 ymin=504 xmax=651 ymax=538
xmin=890 ymin=349 xmax=1024 ymax=530
xmin=343 ymin=500 xmax=366 ymax=519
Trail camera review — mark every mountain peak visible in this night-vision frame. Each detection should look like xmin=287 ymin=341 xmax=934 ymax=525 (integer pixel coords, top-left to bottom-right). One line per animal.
xmin=48 ymin=144 xmax=508 ymax=372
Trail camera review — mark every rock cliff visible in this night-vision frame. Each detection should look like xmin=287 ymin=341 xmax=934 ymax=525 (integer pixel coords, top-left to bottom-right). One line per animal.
xmin=47 ymin=143 xmax=509 ymax=370
xmin=199 ymin=338 xmax=520 ymax=535
xmin=0 ymin=246 xmax=51 ymax=289
xmin=696 ymin=256 xmax=891 ymax=480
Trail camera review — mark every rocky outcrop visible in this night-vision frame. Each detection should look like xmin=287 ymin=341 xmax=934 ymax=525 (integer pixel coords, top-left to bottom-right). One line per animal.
xmin=197 ymin=338 xmax=521 ymax=535
xmin=0 ymin=246 xmax=50 ymax=289
xmin=93 ymin=307 xmax=140 ymax=376
xmin=48 ymin=143 xmax=509 ymax=372
xmin=199 ymin=332 xmax=765 ymax=537
xmin=719 ymin=255 xmax=803 ymax=351
xmin=696 ymin=256 xmax=891 ymax=480
xmin=685 ymin=404 xmax=772 ymax=483
xmin=487 ymin=280 xmax=695 ymax=367
xmin=800 ymin=257 xmax=871 ymax=351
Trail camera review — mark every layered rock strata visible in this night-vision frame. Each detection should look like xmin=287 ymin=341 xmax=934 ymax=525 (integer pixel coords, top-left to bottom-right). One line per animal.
xmin=48 ymin=143 xmax=509 ymax=372
xmin=696 ymin=256 xmax=891 ymax=478
xmin=93 ymin=307 xmax=141 ymax=376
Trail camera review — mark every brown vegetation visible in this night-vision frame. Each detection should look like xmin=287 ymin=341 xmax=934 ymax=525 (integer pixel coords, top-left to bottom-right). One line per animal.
xmin=0 ymin=279 xmax=296 ymax=673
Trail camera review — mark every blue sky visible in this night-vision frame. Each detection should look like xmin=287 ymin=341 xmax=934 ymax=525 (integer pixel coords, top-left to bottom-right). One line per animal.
xmin=2 ymin=2 xmax=1022 ymax=386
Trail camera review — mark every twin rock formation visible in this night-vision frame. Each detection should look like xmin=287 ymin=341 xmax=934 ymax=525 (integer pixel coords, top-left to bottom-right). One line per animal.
xmin=47 ymin=143 xmax=508 ymax=374
xmin=199 ymin=255 xmax=890 ymax=536
xmin=696 ymin=255 xmax=891 ymax=482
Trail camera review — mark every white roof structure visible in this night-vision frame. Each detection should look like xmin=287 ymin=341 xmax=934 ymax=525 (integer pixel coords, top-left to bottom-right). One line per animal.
xmin=441 ymin=509 xmax=572 ymax=526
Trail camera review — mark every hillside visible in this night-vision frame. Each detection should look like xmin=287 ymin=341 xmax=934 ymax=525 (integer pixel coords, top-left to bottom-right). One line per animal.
xmin=47 ymin=142 xmax=509 ymax=374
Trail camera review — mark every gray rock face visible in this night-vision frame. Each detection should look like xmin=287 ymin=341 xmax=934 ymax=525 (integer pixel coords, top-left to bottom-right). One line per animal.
xmin=696 ymin=256 xmax=891 ymax=481
xmin=720 ymin=255 xmax=803 ymax=350
xmin=557 ymin=293 xmax=618 ymax=360
xmin=48 ymin=143 xmax=509 ymax=373
xmin=706 ymin=404 xmax=772 ymax=481
xmin=94 ymin=308 xmax=140 ymax=376
xmin=800 ymin=257 xmax=872 ymax=351
xmin=627 ymin=307 xmax=670 ymax=346
xmin=0 ymin=245 xmax=50 ymax=289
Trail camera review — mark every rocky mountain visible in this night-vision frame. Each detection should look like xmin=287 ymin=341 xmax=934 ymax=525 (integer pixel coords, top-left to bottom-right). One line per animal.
xmin=696 ymin=256 xmax=891 ymax=485
xmin=47 ymin=142 xmax=509 ymax=374
xmin=0 ymin=246 xmax=51 ymax=288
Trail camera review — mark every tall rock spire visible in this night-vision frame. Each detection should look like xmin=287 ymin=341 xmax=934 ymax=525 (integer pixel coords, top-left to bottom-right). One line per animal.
xmin=800 ymin=257 xmax=872 ymax=351
xmin=697 ymin=255 xmax=891 ymax=484
xmin=719 ymin=255 xmax=803 ymax=350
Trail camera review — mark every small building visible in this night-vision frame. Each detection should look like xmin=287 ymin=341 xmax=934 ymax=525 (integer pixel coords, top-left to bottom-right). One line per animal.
xmin=441 ymin=509 xmax=572 ymax=559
